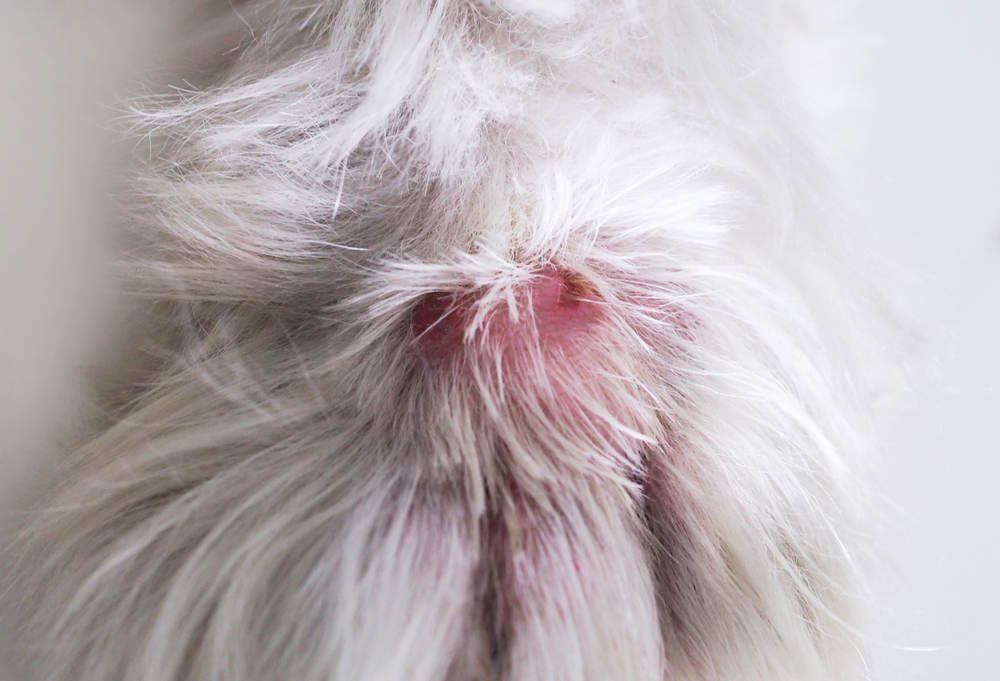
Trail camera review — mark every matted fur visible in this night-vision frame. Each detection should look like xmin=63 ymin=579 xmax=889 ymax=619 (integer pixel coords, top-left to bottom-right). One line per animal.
xmin=9 ymin=1 xmax=876 ymax=680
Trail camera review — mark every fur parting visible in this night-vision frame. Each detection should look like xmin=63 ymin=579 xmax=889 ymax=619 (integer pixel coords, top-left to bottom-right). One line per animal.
xmin=7 ymin=1 xmax=878 ymax=680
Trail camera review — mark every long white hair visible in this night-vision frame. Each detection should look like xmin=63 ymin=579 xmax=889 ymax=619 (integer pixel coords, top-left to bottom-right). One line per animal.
xmin=7 ymin=1 xmax=878 ymax=679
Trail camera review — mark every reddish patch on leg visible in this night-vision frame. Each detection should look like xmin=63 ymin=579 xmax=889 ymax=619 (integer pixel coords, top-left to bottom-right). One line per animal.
xmin=409 ymin=267 xmax=602 ymax=358
xmin=529 ymin=266 xmax=601 ymax=335
xmin=410 ymin=291 xmax=470 ymax=353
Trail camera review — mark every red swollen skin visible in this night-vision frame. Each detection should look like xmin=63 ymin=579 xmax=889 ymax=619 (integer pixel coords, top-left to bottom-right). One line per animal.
xmin=410 ymin=267 xmax=601 ymax=359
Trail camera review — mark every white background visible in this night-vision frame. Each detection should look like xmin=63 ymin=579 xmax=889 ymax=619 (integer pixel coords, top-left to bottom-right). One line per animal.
xmin=859 ymin=1 xmax=1000 ymax=680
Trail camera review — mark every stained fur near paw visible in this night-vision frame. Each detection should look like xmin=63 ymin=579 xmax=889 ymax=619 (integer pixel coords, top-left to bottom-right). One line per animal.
xmin=8 ymin=1 xmax=876 ymax=680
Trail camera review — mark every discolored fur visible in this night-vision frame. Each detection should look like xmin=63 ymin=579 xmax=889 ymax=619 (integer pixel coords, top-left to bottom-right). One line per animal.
xmin=10 ymin=1 xmax=876 ymax=680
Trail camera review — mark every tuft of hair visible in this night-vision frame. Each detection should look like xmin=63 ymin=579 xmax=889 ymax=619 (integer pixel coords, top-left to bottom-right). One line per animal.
xmin=484 ymin=0 xmax=585 ymax=23
xmin=7 ymin=1 xmax=880 ymax=680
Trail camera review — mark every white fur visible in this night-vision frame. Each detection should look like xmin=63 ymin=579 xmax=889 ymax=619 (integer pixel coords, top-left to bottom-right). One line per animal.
xmin=6 ymin=1 xmax=877 ymax=680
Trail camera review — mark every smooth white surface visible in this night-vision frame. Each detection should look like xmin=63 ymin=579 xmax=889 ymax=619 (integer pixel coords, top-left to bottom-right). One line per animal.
xmin=860 ymin=1 xmax=1000 ymax=679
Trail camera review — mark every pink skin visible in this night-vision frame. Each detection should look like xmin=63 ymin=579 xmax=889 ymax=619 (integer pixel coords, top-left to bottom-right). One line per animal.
xmin=409 ymin=264 xmax=613 ymax=473
xmin=410 ymin=266 xmax=602 ymax=358
xmin=408 ymin=265 xmax=641 ymax=448
xmin=410 ymin=263 xmax=633 ymax=479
